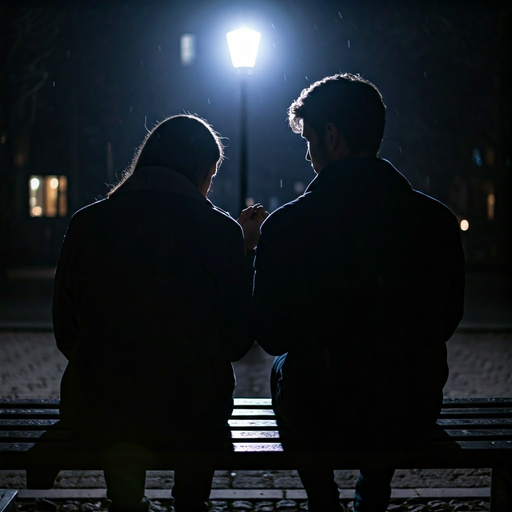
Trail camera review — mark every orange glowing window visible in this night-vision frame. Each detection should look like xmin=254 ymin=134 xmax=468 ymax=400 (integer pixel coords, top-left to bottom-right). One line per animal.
xmin=29 ymin=175 xmax=68 ymax=217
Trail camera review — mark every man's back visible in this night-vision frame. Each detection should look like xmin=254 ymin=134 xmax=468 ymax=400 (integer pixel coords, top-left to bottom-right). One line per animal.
xmin=254 ymin=157 xmax=465 ymax=434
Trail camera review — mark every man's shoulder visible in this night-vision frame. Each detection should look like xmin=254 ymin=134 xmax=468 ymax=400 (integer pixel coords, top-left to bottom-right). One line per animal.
xmin=411 ymin=189 xmax=457 ymax=222
xmin=262 ymin=193 xmax=312 ymax=231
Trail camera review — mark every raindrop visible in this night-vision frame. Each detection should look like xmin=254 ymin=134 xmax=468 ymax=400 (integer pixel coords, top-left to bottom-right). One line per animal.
xmin=129 ymin=105 xmax=133 ymax=112
xmin=338 ymin=12 xmax=343 ymax=19
xmin=53 ymin=81 xmax=56 ymax=87
xmin=399 ymin=146 xmax=402 ymax=153
xmin=314 ymin=24 xmax=318 ymax=31
xmin=284 ymin=74 xmax=287 ymax=82
xmin=140 ymin=60 xmax=144 ymax=67
xmin=347 ymin=40 xmax=351 ymax=48
xmin=396 ymin=109 xmax=399 ymax=116
xmin=305 ymin=76 xmax=308 ymax=82
xmin=207 ymin=98 xmax=210 ymax=104
xmin=424 ymin=71 xmax=427 ymax=78
xmin=271 ymin=23 xmax=275 ymax=29
xmin=280 ymin=179 xmax=283 ymax=188
xmin=158 ymin=45 xmax=161 ymax=51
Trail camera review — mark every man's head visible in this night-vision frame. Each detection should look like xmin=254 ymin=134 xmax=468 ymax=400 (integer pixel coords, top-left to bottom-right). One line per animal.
xmin=288 ymin=73 xmax=386 ymax=173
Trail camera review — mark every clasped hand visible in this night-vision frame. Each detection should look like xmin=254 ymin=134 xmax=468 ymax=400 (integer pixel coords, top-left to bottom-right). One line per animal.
xmin=237 ymin=203 xmax=269 ymax=253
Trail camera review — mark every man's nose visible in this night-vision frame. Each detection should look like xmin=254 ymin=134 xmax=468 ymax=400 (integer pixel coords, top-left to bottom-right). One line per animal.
xmin=305 ymin=148 xmax=311 ymax=161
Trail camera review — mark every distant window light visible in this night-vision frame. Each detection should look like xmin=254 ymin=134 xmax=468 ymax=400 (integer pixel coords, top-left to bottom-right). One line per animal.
xmin=487 ymin=192 xmax=495 ymax=220
xmin=472 ymin=148 xmax=482 ymax=167
xmin=180 ymin=34 xmax=196 ymax=66
xmin=460 ymin=219 xmax=469 ymax=232
xmin=29 ymin=175 xmax=68 ymax=217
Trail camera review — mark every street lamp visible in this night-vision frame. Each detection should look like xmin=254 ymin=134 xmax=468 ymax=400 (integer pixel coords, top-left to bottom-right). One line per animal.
xmin=226 ymin=28 xmax=261 ymax=213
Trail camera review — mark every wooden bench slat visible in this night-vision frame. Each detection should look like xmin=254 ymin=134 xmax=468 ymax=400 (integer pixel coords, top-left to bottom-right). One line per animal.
xmin=0 ymin=410 xmax=60 ymax=420
xmin=228 ymin=419 xmax=278 ymax=427
xmin=438 ymin=418 xmax=512 ymax=427
xmin=230 ymin=409 xmax=275 ymax=417
xmin=0 ymin=420 xmax=60 ymax=429
xmin=233 ymin=398 xmax=272 ymax=407
xmin=1 ymin=428 xmax=512 ymax=444
xmin=2 ymin=397 xmax=511 ymax=409
xmin=441 ymin=397 xmax=512 ymax=407
xmin=439 ymin=408 xmax=512 ymax=418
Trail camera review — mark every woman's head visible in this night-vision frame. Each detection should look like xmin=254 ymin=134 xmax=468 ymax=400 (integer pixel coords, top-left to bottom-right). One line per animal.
xmin=109 ymin=114 xmax=224 ymax=196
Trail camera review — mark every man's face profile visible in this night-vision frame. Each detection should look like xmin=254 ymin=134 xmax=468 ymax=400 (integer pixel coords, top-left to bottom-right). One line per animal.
xmin=301 ymin=122 xmax=330 ymax=174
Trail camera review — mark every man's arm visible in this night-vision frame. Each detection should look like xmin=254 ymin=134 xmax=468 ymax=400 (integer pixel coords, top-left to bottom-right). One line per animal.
xmin=253 ymin=212 xmax=304 ymax=356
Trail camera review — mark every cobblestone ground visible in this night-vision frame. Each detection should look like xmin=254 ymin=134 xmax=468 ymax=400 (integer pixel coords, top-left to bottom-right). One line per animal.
xmin=1 ymin=330 xmax=511 ymax=510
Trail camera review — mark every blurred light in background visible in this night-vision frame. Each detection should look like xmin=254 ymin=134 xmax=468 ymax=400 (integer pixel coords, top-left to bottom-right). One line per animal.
xmin=472 ymin=148 xmax=482 ymax=167
xmin=460 ymin=219 xmax=470 ymax=232
xmin=487 ymin=192 xmax=495 ymax=220
xmin=180 ymin=33 xmax=196 ymax=66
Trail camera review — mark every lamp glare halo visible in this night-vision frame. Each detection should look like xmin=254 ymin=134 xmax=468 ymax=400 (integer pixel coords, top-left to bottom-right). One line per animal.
xmin=227 ymin=28 xmax=261 ymax=68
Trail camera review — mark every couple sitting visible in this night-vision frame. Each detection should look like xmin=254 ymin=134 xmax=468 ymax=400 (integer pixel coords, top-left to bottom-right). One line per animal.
xmin=52 ymin=73 xmax=465 ymax=512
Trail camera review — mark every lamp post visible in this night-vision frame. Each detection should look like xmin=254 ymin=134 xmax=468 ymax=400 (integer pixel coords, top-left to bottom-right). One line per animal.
xmin=226 ymin=28 xmax=261 ymax=213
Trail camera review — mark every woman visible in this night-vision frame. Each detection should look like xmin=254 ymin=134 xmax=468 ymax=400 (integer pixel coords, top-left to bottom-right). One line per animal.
xmin=53 ymin=114 xmax=265 ymax=512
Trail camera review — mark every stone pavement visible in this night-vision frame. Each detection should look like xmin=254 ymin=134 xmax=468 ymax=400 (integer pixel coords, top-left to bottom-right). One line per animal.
xmin=0 ymin=269 xmax=511 ymax=511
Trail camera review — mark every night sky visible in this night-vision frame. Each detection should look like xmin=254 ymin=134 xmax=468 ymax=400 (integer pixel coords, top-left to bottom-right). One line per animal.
xmin=1 ymin=0 xmax=510 ymax=267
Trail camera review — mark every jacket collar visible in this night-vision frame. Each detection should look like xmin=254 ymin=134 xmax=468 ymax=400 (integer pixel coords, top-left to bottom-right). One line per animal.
xmin=305 ymin=157 xmax=412 ymax=195
xmin=113 ymin=166 xmax=212 ymax=205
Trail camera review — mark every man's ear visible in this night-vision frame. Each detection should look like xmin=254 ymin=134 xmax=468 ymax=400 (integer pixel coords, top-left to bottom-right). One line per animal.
xmin=325 ymin=123 xmax=338 ymax=147
xmin=325 ymin=123 xmax=350 ymax=157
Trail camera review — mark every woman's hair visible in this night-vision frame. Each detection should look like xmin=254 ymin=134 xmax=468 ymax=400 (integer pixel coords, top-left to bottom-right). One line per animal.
xmin=108 ymin=114 xmax=224 ymax=196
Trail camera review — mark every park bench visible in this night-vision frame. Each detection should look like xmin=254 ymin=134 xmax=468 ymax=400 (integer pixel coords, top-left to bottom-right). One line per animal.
xmin=1 ymin=397 xmax=511 ymax=512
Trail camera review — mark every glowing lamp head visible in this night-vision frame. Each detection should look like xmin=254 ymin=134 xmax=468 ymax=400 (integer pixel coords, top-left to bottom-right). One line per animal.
xmin=226 ymin=28 xmax=261 ymax=68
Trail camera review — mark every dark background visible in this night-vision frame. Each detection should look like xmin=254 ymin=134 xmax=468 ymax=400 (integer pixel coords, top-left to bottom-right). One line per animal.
xmin=0 ymin=0 xmax=510 ymax=273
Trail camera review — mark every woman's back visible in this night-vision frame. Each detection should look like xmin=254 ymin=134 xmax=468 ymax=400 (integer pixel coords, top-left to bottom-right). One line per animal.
xmin=54 ymin=167 xmax=252 ymax=440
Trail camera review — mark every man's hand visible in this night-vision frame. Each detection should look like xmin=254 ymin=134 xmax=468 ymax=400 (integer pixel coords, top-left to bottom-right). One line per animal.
xmin=237 ymin=203 xmax=269 ymax=253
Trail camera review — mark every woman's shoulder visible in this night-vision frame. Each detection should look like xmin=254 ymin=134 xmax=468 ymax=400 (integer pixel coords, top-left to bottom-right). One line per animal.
xmin=206 ymin=202 xmax=244 ymax=237
xmin=69 ymin=198 xmax=109 ymax=224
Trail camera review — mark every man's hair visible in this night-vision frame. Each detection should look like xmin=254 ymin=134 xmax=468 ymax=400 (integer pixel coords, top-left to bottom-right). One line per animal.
xmin=108 ymin=114 xmax=224 ymax=196
xmin=288 ymin=73 xmax=386 ymax=155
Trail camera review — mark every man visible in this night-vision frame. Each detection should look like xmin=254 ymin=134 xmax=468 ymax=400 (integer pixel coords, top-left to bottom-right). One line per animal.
xmin=253 ymin=74 xmax=465 ymax=512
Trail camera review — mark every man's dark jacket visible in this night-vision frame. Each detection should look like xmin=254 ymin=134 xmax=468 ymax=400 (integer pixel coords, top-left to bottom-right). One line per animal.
xmin=53 ymin=166 xmax=253 ymax=441
xmin=254 ymin=157 xmax=465 ymax=438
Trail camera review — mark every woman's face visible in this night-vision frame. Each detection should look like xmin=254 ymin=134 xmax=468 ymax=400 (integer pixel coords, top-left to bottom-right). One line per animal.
xmin=199 ymin=164 xmax=218 ymax=197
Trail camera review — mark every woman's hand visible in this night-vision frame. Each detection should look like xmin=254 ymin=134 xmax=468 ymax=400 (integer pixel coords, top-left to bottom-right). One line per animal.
xmin=237 ymin=203 xmax=269 ymax=253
